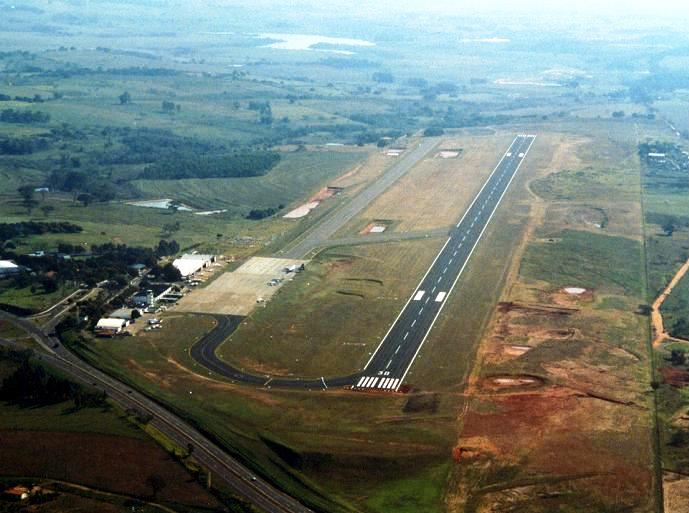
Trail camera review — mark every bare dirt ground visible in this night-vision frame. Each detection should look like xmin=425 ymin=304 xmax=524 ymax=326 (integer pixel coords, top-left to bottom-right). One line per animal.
xmin=0 ymin=431 xmax=220 ymax=508
xmin=175 ymin=256 xmax=305 ymax=315
xmin=446 ymin=132 xmax=655 ymax=513
xmin=346 ymin=134 xmax=515 ymax=234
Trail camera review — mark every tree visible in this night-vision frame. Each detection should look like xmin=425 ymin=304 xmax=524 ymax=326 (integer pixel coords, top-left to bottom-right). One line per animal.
xmin=167 ymin=199 xmax=181 ymax=213
xmin=41 ymin=205 xmax=55 ymax=217
xmin=17 ymin=185 xmax=38 ymax=214
xmin=145 ymin=474 xmax=166 ymax=498
xmin=76 ymin=193 xmax=93 ymax=207
xmin=670 ymin=348 xmax=687 ymax=366
xmin=131 ymin=309 xmax=141 ymax=320
xmin=662 ymin=219 xmax=676 ymax=237
xmin=160 ymin=263 xmax=182 ymax=282
xmin=161 ymin=221 xmax=180 ymax=237
xmin=118 ymin=91 xmax=131 ymax=105
xmin=17 ymin=185 xmax=34 ymax=203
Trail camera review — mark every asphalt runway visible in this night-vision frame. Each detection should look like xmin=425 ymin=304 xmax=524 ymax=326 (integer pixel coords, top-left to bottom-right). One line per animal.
xmin=356 ymin=134 xmax=537 ymax=391
xmin=191 ymin=134 xmax=536 ymax=391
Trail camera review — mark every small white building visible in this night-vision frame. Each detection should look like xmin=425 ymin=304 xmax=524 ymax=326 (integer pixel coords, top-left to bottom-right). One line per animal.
xmin=95 ymin=317 xmax=128 ymax=336
xmin=0 ymin=260 xmax=20 ymax=277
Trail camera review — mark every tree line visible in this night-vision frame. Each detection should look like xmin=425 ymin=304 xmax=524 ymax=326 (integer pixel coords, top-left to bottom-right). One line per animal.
xmin=140 ymin=151 xmax=281 ymax=180
xmin=0 ymin=351 xmax=106 ymax=409
xmin=0 ymin=221 xmax=82 ymax=243
xmin=0 ymin=108 xmax=50 ymax=124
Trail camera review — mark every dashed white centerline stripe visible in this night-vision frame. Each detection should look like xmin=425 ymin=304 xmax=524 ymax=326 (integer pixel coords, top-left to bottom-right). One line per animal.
xmin=403 ymin=332 xmax=409 ymax=340
xmin=411 ymin=319 xmax=416 ymax=327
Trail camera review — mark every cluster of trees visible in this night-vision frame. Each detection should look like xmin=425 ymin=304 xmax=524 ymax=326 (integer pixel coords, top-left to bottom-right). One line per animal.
xmin=0 ymin=93 xmax=45 ymax=103
xmin=0 ymin=352 xmax=106 ymax=409
xmin=0 ymin=135 xmax=50 ymax=155
xmin=248 ymin=101 xmax=273 ymax=125
xmin=155 ymin=239 xmax=180 ymax=256
xmin=0 ymin=221 xmax=82 ymax=243
xmin=246 ymin=205 xmax=284 ymax=220
xmin=99 ymin=127 xmax=219 ymax=165
xmin=2 ymin=243 xmax=162 ymax=293
xmin=162 ymin=100 xmax=181 ymax=113
xmin=0 ymin=108 xmax=50 ymax=123
xmin=140 ymin=151 xmax=281 ymax=180
xmin=46 ymin=169 xmax=118 ymax=203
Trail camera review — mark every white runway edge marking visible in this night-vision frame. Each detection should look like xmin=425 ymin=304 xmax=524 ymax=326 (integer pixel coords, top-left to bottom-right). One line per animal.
xmin=321 ymin=377 xmax=328 ymax=389
xmin=413 ymin=290 xmax=425 ymax=301
xmin=435 ymin=291 xmax=447 ymax=302
xmin=363 ymin=233 xmax=452 ymax=370
xmin=363 ymin=135 xmax=530 ymax=385
xmin=395 ymin=135 xmax=537 ymax=391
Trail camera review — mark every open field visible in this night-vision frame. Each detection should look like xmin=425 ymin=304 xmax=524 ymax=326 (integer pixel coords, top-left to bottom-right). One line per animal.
xmin=219 ymin=239 xmax=444 ymax=377
xmin=337 ymin=133 xmax=515 ymax=235
xmin=133 ymin=150 xmax=367 ymax=212
xmin=443 ymin=124 xmax=657 ymax=512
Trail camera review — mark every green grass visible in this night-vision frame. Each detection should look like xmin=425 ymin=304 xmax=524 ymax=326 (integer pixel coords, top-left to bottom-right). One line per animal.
xmin=222 ymin=238 xmax=444 ymax=378
xmin=0 ymin=319 xmax=28 ymax=339
xmin=0 ymin=399 xmax=146 ymax=439
xmin=0 ymin=281 xmax=76 ymax=311
xmin=520 ymin=229 xmax=643 ymax=296
xmin=364 ymin=463 xmax=450 ymax=513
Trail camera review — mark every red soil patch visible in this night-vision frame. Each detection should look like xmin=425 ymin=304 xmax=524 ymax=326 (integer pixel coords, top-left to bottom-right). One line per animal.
xmin=661 ymin=366 xmax=689 ymax=387
xmin=0 ymin=430 xmax=220 ymax=508
xmin=459 ymin=389 xmax=652 ymax=503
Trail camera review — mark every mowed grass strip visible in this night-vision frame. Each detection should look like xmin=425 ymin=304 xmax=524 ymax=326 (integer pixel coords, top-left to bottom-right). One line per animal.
xmin=520 ymin=229 xmax=643 ymax=296
xmin=219 ymin=238 xmax=445 ymax=378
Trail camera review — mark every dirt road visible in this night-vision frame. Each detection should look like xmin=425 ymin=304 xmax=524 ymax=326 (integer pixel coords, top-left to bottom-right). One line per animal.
xmin=652 ymin=255 xmax=689 ymax=347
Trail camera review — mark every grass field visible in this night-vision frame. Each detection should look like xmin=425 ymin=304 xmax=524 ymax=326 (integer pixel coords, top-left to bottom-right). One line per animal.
xmin=132 ymin=150 xmax=366 ymax=211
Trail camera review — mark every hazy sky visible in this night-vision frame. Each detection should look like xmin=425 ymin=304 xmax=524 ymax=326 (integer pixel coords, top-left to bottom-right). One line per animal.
xmin=275 ymin=0 xmax=689 ymax=16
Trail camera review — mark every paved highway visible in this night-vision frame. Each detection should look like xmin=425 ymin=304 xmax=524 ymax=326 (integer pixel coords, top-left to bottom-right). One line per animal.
xmin=355 ymin=134 xmax=536 ymax=391
xmin=0 ymin=311 xmax=313 ymax=513
xmin=280 ymin=137 xmax=439 ymax=259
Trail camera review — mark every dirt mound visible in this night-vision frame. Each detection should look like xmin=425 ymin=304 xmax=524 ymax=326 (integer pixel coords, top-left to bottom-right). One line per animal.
xmin=483 ymin=374 xmax=546 ymax=389
xmin=403 ymin=393 xmax=439 ymax=413
xmin=502 ymin=345 xmax=532 ymax=356
xmin=553 ymin=286 xmax=594 ymax=305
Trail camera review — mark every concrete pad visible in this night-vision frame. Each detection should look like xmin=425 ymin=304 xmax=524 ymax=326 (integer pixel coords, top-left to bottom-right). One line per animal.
xmin=175 ymin=257 xmax=306 ymax=316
